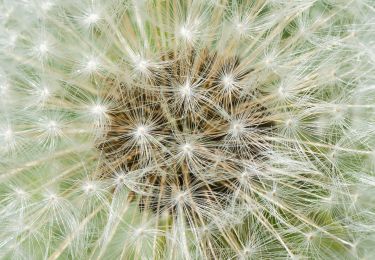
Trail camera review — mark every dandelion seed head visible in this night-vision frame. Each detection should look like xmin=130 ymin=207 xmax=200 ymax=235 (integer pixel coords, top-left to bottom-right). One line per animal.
xmin=1 ymin=1 xmax=375 ymax=259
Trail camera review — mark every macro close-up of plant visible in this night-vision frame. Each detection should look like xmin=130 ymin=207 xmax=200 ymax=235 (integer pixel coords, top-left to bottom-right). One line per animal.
xmin=1 ymin=0 xmax=375 ymax=259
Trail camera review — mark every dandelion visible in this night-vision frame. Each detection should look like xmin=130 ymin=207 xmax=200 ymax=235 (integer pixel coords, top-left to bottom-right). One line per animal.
xmin=0 ymin=0 xmax=375 ymax=259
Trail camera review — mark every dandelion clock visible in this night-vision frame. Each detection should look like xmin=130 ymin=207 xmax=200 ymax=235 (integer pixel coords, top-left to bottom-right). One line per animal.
xmin=1 ymin=0 xmax=375 ymax=259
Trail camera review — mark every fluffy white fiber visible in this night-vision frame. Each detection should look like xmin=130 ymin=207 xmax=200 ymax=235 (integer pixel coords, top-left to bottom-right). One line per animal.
xmin=0 ymin=0 xmax=375 ymax=259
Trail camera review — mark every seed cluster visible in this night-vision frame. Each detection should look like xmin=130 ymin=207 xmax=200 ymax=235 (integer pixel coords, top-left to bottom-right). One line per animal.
xmin=97 ymin=49 xmax=274 ymax=215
